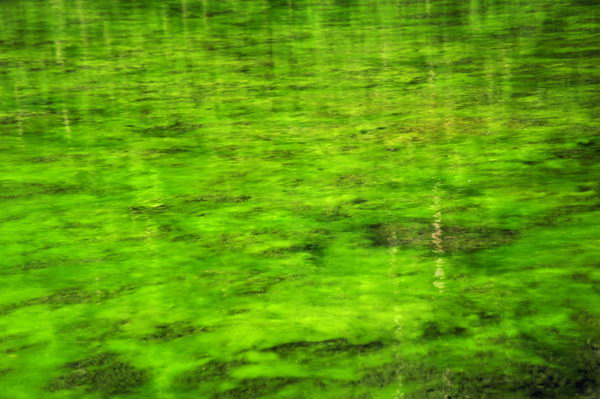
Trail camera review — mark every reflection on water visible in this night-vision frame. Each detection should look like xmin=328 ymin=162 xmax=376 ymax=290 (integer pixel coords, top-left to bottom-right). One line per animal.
xmin=431 ymin=182 xmax=445 ymax=292
xmin=0 ymin=0 xmax=599 ymax=397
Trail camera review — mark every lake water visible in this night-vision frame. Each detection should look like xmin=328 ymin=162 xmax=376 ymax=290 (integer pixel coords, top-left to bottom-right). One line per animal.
xmin=0 ymin=0 xmax=599 ymax=397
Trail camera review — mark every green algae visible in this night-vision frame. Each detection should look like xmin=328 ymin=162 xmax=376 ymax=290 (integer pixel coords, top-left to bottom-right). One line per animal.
xmin=0 ymin=0 xmax=599 ymax=397
xmin=176 ymin=359 xmax=247 ymax=391
xmin=367 ymin=220 xmax=519 ymax=253
xmin=141 ymin=322 xmax=209 ymax=342
xmin=47 ymin=353 xmax=148 ymax=396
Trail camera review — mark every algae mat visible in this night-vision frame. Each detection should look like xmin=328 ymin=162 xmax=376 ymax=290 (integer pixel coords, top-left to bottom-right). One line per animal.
xmin=0 ymin=0 xmax=599 ymax=397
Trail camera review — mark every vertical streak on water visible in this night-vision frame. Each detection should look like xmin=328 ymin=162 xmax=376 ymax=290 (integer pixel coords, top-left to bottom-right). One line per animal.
xmin=101 ymin=1 xmax=119 ymax=110
xmin=53 ymin=40 xmax=73 ymax=138
xmin=51 ymin=0 xmax=72 ymax=140
xmin=201 ymin=0 xmax=208 ymax=27
xmin=5 ymin=3 xmax=26 ymax=141
xmin=423 ymin=0 xmax=445 ymax=293
xmin=76 ymin=0 xmax=88 ymax=56
xmin=180 ymin=0 xmax=189 ymax=34
xmin=76 ymin=0 xmax=91 ymax=129
xmin=12 ymin=72 xmax=24 ymax=139
xmin=387 ymin=229 xmax=406 ymax=399
xmin=162 ymin=4 xmax=170 ymax=37
xmin=432 ymin=183 xmax=445 ymax=291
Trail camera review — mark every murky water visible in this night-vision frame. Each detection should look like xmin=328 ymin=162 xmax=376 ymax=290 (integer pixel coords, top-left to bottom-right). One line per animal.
xmin=0 ymin=0 xmax=599 ymax=397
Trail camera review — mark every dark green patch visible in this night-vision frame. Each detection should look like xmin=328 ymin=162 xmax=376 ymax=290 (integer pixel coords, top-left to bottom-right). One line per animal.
xmin=176 ymin=359 xmax=245 ymax=389
xmin=0 ymin=286 xmax=128 ymax=315
xmin=214 ymin=377 xmax=302 ymax=399
xmin=138 ymin=121 xmax=203 ymax=137
xmin=0 ymin=116 xmax=18 ymax=125
xmin=443 ymin=226 xmax=519 ymax=253
xmin=234 ymin=275 xmax=287 ymax=296
xmin=421 ymin=321 xmax=468 ymax=340
xmin=354 ymin=362 xmax=401 ymax=388
xmin=260 ymin=241 xmax=325 ymax=260
xmin=144 ymin=148 xmax=192 ymax=155
xmin=141 ymin=321 xmax=208 ymax=341
xmin=0 ymin=181 xmax=83 ymax=201
xmin=33 ymin=287 xmax=111 ymax=306
xmin=18 ymin=260 xmax=56 ymax=271
xmin=186 ymin=194 xmax=252 ymax=203
xmin=27 ymin=156 xmax=60 ymax=163
xmin=367 ymin=220 xmax=430 ymax=248
xmin=402 ymin=339 xmax=600 ymax=399
xmin=539 ymin=203 xmax=600 ymax=226
xmin=264 ymin=338 xmax=385 ymax=357
xmin=46 ymin=352 xmax=147 ymax=396
xmin=129 ymin=204 xmax=170 ymax=214
xmin=553 ymin=140 xmax=600 ymax=164
xmin=368 ymin=222 xmax=519 ymax=253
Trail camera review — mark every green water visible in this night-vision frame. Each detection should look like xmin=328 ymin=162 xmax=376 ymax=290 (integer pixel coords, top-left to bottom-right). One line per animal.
xmin=0 ymin=0 xmax=599 ymax=397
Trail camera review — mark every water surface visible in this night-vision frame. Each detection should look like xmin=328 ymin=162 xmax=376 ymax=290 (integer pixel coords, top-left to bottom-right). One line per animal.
xmin=0 ymin=0 xmax=599 ymax=397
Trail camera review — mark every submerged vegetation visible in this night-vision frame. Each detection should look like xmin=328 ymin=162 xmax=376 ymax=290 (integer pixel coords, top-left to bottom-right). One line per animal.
xmin=0 ymin=0 xmax=599 ymax=397
xmin=47 ymin=353 xmax=148 ymax=396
